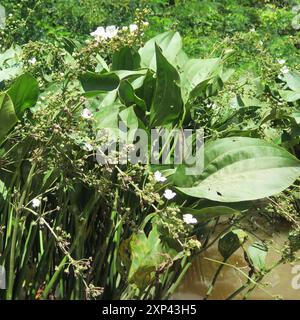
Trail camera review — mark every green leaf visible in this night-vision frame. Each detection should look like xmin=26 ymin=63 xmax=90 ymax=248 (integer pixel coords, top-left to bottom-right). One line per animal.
xmin=292 ymin=112 xmax=300 ymax=125
xmin=181 ymin=58 xmax=222 ymax=102
xmin=247 ymin=242 xmax=268 ymax=272
xmin=135 ymin=70 xmax=156 ymax=110
xmin=118 ymin=80 xmax=146 ymax=110
xmin=181 ymin=206 xmax=240 ymax=223
xmin=0 ymin=93 xmax=18 ymax=143
xmin=139 ymin=31 xmax=182 ymax=70
xmin=7 ymin=73 xmax=39 ymax=117
xmin=0 ymin=46 xmax=22 ymax=82
xmin=119 ymin=106 xmax=139 ymax=129
xmin=218 ymin=229 xmax=248 ymax=260
xmin=172 ymin=165 xmax=195 ymax=187
xmin=177 ymin=137 xmax=300 ymax=202
xmin=79 ymin=71 xmax=119 ymax=97
xmin=150 ymin=44 xmax=183 ymax=126
xmin=112 ymin=46 xmax=140 ymax=71
xmin=0 ymin=66 xmax=21 ymax=82
xmin=280 ymin=71 xmax=300 ymax=102
xmin=94 ymin=103 xmax=120 ymax=129
xmin=283 ymin=71 xmax=300 ymax=92
xmin=181 ymin=206 xmax=240 ymax=222
xmin=279 ymin=90 xmax=300 ymax=102
xmin=120 ymin=225 xmax=173 ymax=289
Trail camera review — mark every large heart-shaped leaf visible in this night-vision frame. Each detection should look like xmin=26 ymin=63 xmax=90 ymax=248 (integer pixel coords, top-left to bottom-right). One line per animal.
xmin=150 ymin=44 xmax=183 ymax=126
xmin=120 ymin=225 xmax=173 ymax=289
xmin=177 ymin=137 xmax=300 ymax=202
xmin=180 ymin=58 xmax=222 ymax=102
xmin=118 ymin=80 xmax=146 ymax=110
xmin=181 ymin=206 xmax=240 ymax=223
xmin=280 ymin=71 xmax=300 ymax=102
xmin=79 ymin=71 xmax=120 ymax=97
xmin=0 ymin=93 xmax=18 ymax=143
xmin=283 ymin=71 xmax=300 ymax=92
xmin=7 ymin=73 xmax=39 ymax=117
xmin=139 ymin=31 xmax=182 ymax=70
xmin=112 ymin=46 xmax=140 ymax=71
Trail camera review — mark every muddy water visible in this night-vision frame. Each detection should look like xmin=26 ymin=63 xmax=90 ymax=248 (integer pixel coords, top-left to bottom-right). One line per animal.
xmin=174 ymin=220 xmax=300 ymax=300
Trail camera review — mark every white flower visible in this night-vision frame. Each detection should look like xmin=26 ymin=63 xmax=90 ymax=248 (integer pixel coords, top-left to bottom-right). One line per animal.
xmin=143 ymin=21 xmax=149 ymax=27
xmin=277 ymin=59 xmax=286 ymax=65
xmin=32 ymin=198 xmax=41 ymax=208
xmin=129 ymin=24 xmax=138 ymax=33
xmin=163 ymin=189 xmax=176 ymax=200
xmin=90 ymin=26 xmax=106 ymax=39
xmin=90 ymin=25 xmax=118 ymax=41
xmin=83 ymin=142 xmax=93 ymax=152
xmin=208 ymin=102 xmax=218 ymax=109
xmin=122 ymin=26 xmax=128 ymax=31
xmin=280 ymin=66 xmax=289 ymax=74
xmin=105 ymin=25 xmax=118 ymax=38
xmin=183 ymin=214 xmax=198 ymax=225
xmin=81 ymin=108 xmax=93 ymax=119
xmin=249 ymin=27 xmax=255 ymax=33
xmin=154 ymin=171 xmax=167 ymax=182
xmin=28 ymin=57 xmax=37 ymax=65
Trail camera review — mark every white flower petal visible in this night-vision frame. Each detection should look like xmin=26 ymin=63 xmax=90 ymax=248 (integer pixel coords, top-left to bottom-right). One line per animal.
xmin=163 ymin=189 xmax=176 ymax=200
xmin=105 ymin=25 xmax=118 ymax=38
xmin=129 ymin=24 xmax=138 ymax=33
xmin=81 ymin=108 xmax=93 ymax=119
xmin=280 ymin=66 xmax=289 ymax=74
xmin=154 ymin=171 xmax=167 ymax=182
xmin=83 ymin=143 xmax=93 ymax=152
xmin=90 ymin=26 xmax=106 ymax=39
xmin=32 ymin=198 xmax=41 ymax=208
xmin=183 ymin=214 xmax=198 ymax=225
xmin=28 ymin=57 xmax=37 ymax=65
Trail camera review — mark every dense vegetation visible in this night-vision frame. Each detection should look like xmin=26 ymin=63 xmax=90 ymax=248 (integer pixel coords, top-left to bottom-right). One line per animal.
xmin=0 ymin=0 xmax=300 ymax=300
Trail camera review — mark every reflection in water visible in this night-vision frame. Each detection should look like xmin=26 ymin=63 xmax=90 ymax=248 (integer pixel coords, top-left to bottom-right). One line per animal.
xmin=174 ymin=220 xmax=300 ymax=300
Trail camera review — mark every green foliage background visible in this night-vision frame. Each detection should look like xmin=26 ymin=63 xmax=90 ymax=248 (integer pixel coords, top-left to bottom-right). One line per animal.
xmin=1 ymin=0 xmax=300 ymax=74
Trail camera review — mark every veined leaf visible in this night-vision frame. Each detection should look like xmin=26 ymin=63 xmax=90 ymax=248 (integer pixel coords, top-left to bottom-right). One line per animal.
xmin=279 ymin=90 xmax=300 ymax=102
xmin=181 ymin=206 xmax=240 ymax=223
xmin=120 ymin=225 xmax=174 ymax=289
xmin=79 ymin=71 xmax=119 ymax=97
xmin=112 ymin=46 xmax=140 ymax=71
xmin=139 ymin=31 xmax=182 ymax=70
xmin=0 ymin=93 xmax=18 ymax=143
xmin=150 ymin=44 xmax=183 ymax=126
xmin=7 ymin=73 xmax=39 ymax=117
xmin=247 ymin=242 xmax=268 ymax=272
xmin=280 ymin=71 xmax=300 ymax=102
xmin=181 ymin=58 xmax=222 ymax=102
xmin=283 ymin=71 xmax=300 ymax=92
xmin=118 ymin=80 xmax=146 ymax=110
xmin=177 ymin=137 xmax=300 ymax=202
